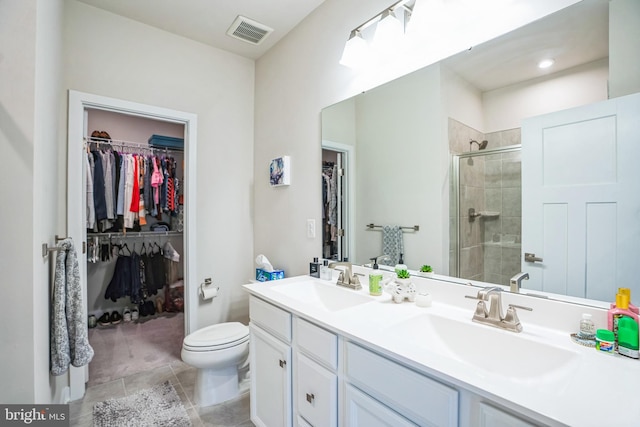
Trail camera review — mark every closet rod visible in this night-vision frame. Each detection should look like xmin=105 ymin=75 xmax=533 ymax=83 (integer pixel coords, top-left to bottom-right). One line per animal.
xmin=83 ymin=136 xmax=183 ymax=153
xmin=88 ymin=231 xmax=182 ymax=238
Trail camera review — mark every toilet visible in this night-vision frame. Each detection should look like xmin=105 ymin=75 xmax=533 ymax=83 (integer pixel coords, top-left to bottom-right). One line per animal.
xmin=181 ymin=322 xmax=250 ymax=407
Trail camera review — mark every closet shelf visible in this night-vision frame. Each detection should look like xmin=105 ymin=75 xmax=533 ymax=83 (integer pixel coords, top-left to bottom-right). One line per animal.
xmin=88 ymin=231 xmax=182 ymax=238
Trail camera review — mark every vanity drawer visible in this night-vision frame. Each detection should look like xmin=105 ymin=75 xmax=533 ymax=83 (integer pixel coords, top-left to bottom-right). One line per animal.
xmin=345 ymin=342 xmax=458 ymax=427
xmin=250 ymin=296 xmax=292 ymax=343
xmin=295 ymin=317 xmax=338 ymax=370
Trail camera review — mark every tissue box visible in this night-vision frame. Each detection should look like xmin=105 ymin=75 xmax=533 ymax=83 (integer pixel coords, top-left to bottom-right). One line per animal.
xmin=256 ymin=268 xmax=285 ymax=282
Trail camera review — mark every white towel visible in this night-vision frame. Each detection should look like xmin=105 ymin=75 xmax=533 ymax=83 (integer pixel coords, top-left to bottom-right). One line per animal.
xmin=51 ymin=238 xmax=94 ymax=376
xmin=382 ymin=226 xmax=404 ymax=266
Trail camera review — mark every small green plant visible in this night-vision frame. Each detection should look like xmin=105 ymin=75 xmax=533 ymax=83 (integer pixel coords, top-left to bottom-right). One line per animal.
xmin=420 ymin=265 xmax=433 ymax=273
xmin=397 ymin=269 xmax=410 ymax=279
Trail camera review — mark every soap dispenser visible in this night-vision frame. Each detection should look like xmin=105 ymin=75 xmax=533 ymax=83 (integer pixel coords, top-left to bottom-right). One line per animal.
xmin=309 ymin=257 xmax=320 ymax=278
xmin=607 ymin=293 xmax=639 ymax=346
xmin=394 ymin=253 xmax=407 ymax=275
xmin=369 ymin=257 xmax=384 ymax=296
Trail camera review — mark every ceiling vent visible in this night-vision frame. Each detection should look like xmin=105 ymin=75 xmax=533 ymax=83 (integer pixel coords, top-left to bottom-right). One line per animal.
xmin=226 ymin=15 xmax=273 ymax=46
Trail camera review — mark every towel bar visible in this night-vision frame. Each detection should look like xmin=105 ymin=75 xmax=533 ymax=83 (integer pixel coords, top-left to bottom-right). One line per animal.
xmin=366 ymin=223 xmax=419 ymax=231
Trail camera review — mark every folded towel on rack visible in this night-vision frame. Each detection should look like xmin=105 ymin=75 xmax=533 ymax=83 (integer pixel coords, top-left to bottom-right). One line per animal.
xmin=382 ymin=226 xmax=404 ymax=266
xmin=51 ymin=238 xmax=94 ymax=376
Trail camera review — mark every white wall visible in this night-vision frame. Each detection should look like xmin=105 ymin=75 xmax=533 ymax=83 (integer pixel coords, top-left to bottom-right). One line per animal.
xmin=354 ymin=65 xmax=446 ymax=271
xmin=0 ymin=0 xmax=64 ymax=404
xmin=0 ymin=0 xmax=38 ymax=404
xmin=609 ymin=0 xmax=640 ymax=98
xmin=483 ymin=59 xmax=609 ymax=132
xmin=62 ymin=1 xmax=255 ymax=331
xmin=34 ymin=0 xmax=65 ymax=404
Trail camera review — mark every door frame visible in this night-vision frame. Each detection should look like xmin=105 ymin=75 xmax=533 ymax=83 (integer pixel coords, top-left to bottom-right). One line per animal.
xmin=67 ymin=90 xmax=198 ymax=400
xmin=321 ymin=140 xmax=355 ymax=262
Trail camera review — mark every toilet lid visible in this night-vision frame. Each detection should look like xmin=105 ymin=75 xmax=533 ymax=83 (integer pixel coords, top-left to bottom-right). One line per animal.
xmin=183 ymin=322 xmax=249 ymax=349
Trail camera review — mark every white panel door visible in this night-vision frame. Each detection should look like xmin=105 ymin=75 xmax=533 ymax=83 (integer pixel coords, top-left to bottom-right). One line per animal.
xmin=522 ymin=93 xmax=640 ymax=301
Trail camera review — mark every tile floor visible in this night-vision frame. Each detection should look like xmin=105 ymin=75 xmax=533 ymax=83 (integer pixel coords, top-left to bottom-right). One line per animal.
xmin=69 ymin=360 xmax=253 ymax=426
xmin=70 ymin=313 xmax=253 ymax=426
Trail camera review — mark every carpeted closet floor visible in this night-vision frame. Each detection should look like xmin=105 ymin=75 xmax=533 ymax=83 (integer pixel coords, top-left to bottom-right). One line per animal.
xmin=87 ymin=312 xmax=186 ymax=386
xmin=69 ymin=313 xmax=253 ymax=426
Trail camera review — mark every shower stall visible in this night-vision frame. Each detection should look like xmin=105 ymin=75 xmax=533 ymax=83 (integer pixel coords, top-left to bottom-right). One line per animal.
xmin=449 ymin=120 xmax=522 ymax=286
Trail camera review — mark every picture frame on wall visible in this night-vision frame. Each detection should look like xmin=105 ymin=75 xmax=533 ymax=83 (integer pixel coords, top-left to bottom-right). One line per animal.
xmin=270 ymin=155 xmax=291 ymax=186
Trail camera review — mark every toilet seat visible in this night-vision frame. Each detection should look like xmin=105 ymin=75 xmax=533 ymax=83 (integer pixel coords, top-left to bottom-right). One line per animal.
xmin=183 ymin=322 xmax=249 ymax=352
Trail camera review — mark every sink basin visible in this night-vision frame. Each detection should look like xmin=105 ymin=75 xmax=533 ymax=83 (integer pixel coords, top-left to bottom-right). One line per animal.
xmin=390 ymin=312 xmax=578 ymax=381
xmin=271 ymin=280 xmax=373 ymax=312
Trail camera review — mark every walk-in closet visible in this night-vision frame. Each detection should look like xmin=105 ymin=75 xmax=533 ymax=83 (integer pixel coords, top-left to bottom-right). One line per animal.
xmin=84 ymin=109 xmax=187 ymax=386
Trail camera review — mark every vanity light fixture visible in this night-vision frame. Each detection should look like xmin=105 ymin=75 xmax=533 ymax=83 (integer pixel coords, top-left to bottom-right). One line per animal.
xmin=339 ymin=30 xmax=370 ymax=68
xmin=372 ymin=9 xmax=404 ymax=51
xmin=339 ymin=0 xmax=413 ymax=69
xmin=538 ymin=58 xmax=555 ymax=69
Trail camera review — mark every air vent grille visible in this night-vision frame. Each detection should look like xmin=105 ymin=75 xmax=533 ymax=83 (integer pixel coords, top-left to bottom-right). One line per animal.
xmin=226 ymin=16 xmax=273 ymax=45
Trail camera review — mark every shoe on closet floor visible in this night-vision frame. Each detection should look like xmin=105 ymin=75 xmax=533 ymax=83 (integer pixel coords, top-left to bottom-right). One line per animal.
xmin=145 ymin=300 xmax=156 ymax=316
xmin=131 ymin=307 xmax=139 ymax=321
xmin=123 ymin=307 xmax=132 ymax=322
xmin=111 ymin=311 xmax=122 ymax=324
xmin=98 ymin=312 xmax=111 ymax=326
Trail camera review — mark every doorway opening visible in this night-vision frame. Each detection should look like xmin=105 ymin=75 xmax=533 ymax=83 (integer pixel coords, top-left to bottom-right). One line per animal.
xmin=321 ymin=141 xmax=354 ymax=262
xmin=67 ymin=90 xmax=198 ymax=400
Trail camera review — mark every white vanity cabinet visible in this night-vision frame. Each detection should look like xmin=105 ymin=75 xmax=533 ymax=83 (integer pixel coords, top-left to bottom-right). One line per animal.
xmin=249 ymin=297 xmax=293 ymax=427
xmin=294 ymin=318 xmax=338 ymax=427
xmin=248 ymin=293 xmax=545 ymax=427
xmin=345 ymin=342 xmax=459 ymax=427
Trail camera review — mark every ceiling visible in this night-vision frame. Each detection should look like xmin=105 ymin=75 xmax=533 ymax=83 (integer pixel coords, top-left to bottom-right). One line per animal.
xmin=442 ymin=0 xmax=608 ymax=92
xmin=76 ymin=0 xmax=327 ymax=59
xmin=75 ymin=0 xmax=608 ymax=91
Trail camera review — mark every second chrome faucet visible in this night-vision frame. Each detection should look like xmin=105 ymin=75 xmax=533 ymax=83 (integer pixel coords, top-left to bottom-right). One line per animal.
xmin=466 ymin=286 xmax=532 ymax=333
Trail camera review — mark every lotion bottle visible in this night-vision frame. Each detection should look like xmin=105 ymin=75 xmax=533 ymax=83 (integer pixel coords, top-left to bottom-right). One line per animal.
xmin=607 ymin=293 xmax=639 ymax=347
xmin=320 ymin=260 xmax=331 ymax=280
xmin=369 ymin=258 xmax=384 ymax=296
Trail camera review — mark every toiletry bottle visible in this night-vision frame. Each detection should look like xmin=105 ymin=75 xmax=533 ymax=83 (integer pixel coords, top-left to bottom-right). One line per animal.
xmin=310 ymin=257 xmax=320 ymax=278
xmin=578 ymin=313 xmax=595 ymax=339
xmin=395 ymin=253 xmax=407 ymax=275
xmin=617 ymin=316 xmax=639 ymax=359
xmin=609 ymin=287 xmax=639 ymax=314
xmin=320 ymin=259 xmax=331 ymax=280
xmin=607 ymin=293 xmax=639 ymax=346
xmin=369 ymin=258 xmax=384 ymax=296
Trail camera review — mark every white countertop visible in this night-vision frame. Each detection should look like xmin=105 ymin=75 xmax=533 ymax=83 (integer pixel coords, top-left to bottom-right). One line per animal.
xmin=244 ymin=267 xmax=640 ymax=427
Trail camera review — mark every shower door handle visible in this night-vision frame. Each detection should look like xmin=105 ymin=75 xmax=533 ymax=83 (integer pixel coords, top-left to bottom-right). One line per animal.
xmin=524 ymin=252 xmax=543 ymax=263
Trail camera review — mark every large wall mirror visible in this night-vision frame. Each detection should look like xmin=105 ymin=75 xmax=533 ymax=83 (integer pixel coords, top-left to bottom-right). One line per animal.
xmin=321 ymin=0 xmax=640 ymax=307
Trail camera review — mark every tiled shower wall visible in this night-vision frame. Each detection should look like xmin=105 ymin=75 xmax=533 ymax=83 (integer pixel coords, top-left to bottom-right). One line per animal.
xmin=449 ymin=118 xmax=522 ymax=286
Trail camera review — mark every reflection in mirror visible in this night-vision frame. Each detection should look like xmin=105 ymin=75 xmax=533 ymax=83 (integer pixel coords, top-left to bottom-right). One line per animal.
xmin=320 ymin=0 xmax=639 ymax=307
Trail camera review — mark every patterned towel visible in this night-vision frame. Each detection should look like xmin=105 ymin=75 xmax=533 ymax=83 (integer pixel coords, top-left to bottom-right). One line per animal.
xmin=51 ymin=238 xmax=94 ymax=375
xmin=382 ymin=226 xmax=404 ymax=266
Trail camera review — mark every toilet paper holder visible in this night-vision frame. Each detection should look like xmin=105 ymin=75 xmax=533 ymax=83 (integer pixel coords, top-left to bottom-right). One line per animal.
xmin=199 ymin=278 xmax=220 ymax=300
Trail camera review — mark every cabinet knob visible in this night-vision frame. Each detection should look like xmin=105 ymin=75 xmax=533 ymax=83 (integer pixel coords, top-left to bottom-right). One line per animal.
xmin=306 ymin=393 xmax=315 ymax=403
xmin=279 ymin=359 xmax=286 ymax=368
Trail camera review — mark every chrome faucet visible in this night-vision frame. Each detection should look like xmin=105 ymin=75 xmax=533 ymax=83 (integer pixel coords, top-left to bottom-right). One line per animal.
xmin=510 ymin=272 xmax=529 ymax=293
xmin=328 ymin=261 xmax=362 ymax=290
xmin=465 ymin=286 xmax=532 ymax=333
